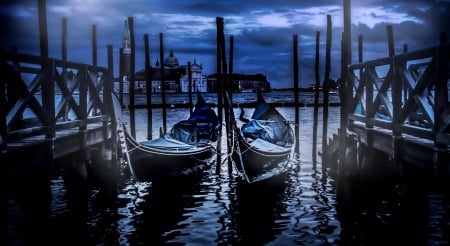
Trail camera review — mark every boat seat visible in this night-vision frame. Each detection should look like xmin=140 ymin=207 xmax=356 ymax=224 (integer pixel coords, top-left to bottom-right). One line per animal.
xmin=250 ymin=138 xmax=290 ymax=152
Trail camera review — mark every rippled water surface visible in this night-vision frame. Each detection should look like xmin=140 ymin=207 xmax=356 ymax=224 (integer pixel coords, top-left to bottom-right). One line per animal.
xmin=4 ymin=92 xmax=449 ymax=245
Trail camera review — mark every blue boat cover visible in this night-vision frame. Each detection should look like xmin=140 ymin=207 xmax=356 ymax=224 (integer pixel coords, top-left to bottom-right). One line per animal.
xmin=169 ymin=93 xmax=219 ymax=145
xmin=241 ymin=93 xmax=294 ymax=146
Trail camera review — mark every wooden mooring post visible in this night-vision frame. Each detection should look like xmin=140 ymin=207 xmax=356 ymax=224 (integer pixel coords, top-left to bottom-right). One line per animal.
xmin=144 ymin=33 xmax=153 ymax=140
xmin=188 ymin=62 xmax=193 ymax=115
xmin=119 ymin=47 xmax=124 ymax=106
xmin=293 ymin=34 xmax=300 ymax=157
xmin=219 ymin=31 xmax=231 ymax=173
xmin=38 ymin=0 xmax=48 ymax=60
xmin=227 ymin=35 xmax=235 ymax=173
xmin=159 ymin=32 xmax=168 ymax=135
xmin=312 ymin=31 xmax=320 ymax=163
xmin=128 ymin=17 xmax=136 ymax=138
xmin=336 ymin=0 xmax=352 ymax=171
xmin=321 ymin=15 xmax=332 ymax=171
xmin=215 ymin=17 xmax=224 ymax=174
xmin=92 ymin=24 xmax=97 ymax=66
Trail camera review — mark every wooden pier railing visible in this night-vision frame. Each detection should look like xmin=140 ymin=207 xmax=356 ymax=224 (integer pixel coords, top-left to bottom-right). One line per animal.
xmin=342 ymin=39 xmax=449 ymax=172
xmin=1 ymin=48 xmax=116 ymax=162
xmin=347 ymin=44 xmax=449 ymax=142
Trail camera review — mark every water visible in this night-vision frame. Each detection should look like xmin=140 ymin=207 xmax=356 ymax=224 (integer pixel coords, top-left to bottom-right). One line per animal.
xmin=4 ymin=92 xmax=449 ymax=245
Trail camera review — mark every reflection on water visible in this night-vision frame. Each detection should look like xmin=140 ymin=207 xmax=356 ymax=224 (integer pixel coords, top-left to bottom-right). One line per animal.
xmin=124 ymin=171 xmax=207 ymax=245
xmin=3 ymin=92 xmax=449 ymax=245
xmin=231 ymin=174 xmax=289 ymax=245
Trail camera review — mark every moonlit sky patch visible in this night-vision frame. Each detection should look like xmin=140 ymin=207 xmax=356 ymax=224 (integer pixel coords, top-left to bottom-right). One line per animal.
xmin=1 ymin=0 xmax=448 ymax=88
xmin=353 ymin=6 xmax=423 ymax=28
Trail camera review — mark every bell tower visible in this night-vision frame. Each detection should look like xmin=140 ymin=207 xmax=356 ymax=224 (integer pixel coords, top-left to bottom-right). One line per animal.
xmin=121 ymin=20 xmax=131 ymax=80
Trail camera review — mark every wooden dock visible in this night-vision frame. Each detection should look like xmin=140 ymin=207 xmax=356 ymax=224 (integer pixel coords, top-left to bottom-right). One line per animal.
xmin=1 ymin=48 xmax=119 ymax=195
xmin=324 ymin=33 xmax=450 ymax=189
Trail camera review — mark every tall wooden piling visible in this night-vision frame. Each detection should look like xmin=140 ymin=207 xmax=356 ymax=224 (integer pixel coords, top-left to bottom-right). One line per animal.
xmin=338 ymin=6 xmax=353 ymax=170
xmin=219 ymin=28 xmax=229 ymax=171
xmin=119 ymin=47 xmax=124 ymax=106
xmin=106 ymin=44 xmax=115 ymax=153
xmin=61 ymin=17 xmax=69 ymax=121
xmin=339 ymin=0 xmax=352 ymax=168
xmin=92 ymin=24 xmax=97 ymax=66
xmin=44 ymin=62 xmax=56 ymax=140
xmin=337 ymin=32 xmax=346 ymax=167
xmin=227 ymin=35 xmax=235 ymax=172
xmin=387 ymin=25 xmax=395 ymax=57
xmin=62 ymin=18 xmax=67 ymax=61
xmin=92 ymin=24 xmax=98 ymax=115
xmin=387 ymin=25 xmax=402 ymax=172
xmin=228 ymin=36 xmax=234 ymax=98
xmin=358 ymin=34 xmax=363 ymax=109
xmin=38 ymin=0 xmax=50 ymax=144
xmin=358 ymin=36 xmax=365 ymax=122
xmin=128 ymin=17 xmax=136 ymax=138
xmin=337 ymin=30 xmax=352 ymax=201
xmin=364 ymin=29 xmax=375 ymax=174
xmin=159 ymin=33 xmax=167 ymax=134
xmin=403 ymin=44 xmax=409 ymax=103
xmin=215 ymin=17 xmax=224 ymax=174
xmin=105 ymin=44 xmax=117 ymax=173
xmin=313 ymin=31 xmax=320 ymax=162
xmin=293 ymin=34 xmax=300 ymax=156
xmin=38 ymin=0 xmax=48 ymax=60
xmin=322 ymin=15 xmax=332 ymax=168
xmin=144 ymin=34 xmax=153 ymax=140
xmin=358 ymin=35 xmax=363 ymax=63
xmin=343 ymin=0 xmax=352 ymax=64
xmin=188 ymin=62 xmax=193 ymax=115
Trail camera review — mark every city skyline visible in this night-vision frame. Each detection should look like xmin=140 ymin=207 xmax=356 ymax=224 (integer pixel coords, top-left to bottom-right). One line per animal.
xmin=1 ymin=0 xmax=448 ymax=88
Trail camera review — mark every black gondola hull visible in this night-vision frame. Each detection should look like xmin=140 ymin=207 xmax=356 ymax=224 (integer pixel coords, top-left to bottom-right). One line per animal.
xmin=233 ymin=133 xmax=292 ymax=183
xmin=124 ymin=129 xmax=214 ymax=182
xmin=228 ymin=92 xmax=294 ymax=184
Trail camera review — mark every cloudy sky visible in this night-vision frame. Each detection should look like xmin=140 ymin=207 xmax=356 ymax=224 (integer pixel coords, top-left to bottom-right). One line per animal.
xmin=1 ymin=0 xmax=449 ymax=88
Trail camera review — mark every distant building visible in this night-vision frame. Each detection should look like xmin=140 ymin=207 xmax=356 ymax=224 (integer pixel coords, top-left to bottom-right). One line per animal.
xmin=134 ymin=50 xmax=184 ymax=93
xmin=116 ymin=19 xmax=270 ymax=94
xmin=116 ymin=20 xmax=208 ymax=93
xmin=207 ymin=73 xmax=271 ymax=92
xmin=120 ymin=20 xmax=131 ymax=82
xmin=179 ymin=59 xmax=208 ymax=93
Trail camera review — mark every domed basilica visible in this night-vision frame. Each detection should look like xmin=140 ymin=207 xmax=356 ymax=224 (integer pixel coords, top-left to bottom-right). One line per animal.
xmin=118 ymin=20 xmax=208 ymax=93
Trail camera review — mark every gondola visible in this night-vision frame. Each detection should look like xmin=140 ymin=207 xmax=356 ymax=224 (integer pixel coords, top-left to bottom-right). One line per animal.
xmin=229 ymin=92 xmax=294 ymax=183
xmin=118 ymin=92 xmax=219 ymax=182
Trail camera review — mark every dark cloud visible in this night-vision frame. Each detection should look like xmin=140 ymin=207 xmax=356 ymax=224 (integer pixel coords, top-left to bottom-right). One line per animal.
xmin=0 ymin=0 xmax=447 ymax=88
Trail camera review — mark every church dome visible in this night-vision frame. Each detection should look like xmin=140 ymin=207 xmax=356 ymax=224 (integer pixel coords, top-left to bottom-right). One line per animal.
xmin=164 ymin=49 xmax=179 ymax=68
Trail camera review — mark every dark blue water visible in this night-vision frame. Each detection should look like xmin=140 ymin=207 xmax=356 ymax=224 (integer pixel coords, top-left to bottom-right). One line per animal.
xmin=4 ymin=92 xmax=449 ymax=245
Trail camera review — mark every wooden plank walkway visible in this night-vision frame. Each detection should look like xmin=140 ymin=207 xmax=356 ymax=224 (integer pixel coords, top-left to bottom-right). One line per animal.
xmin=348 ymin=121 xmax=437 ymax=169
xmin=3 ymin=122 xmax=111 ymax=172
